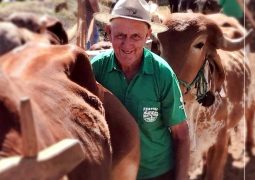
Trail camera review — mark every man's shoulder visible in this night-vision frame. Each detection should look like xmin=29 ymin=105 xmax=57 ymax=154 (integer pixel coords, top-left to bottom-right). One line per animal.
xmin=145 ymin=49 xmax=174 ymax=75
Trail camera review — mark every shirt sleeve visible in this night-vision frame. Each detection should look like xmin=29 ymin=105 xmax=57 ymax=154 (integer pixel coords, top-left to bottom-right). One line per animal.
xmin=160 ymin=66 xmax=187 ymax=127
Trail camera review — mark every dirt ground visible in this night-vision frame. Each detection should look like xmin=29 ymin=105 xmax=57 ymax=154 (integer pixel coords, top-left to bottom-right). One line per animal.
xmin=188 ymin=119 xmax=248 ymax=180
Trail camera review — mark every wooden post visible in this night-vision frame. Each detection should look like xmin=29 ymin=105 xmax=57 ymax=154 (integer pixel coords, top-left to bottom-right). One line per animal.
xmin=77 ymin=0 xmax=81 ymax=47
xmin=20 ymin=97 xmax=38 ymax=157
xmin=77 ymin=0 xmax=87 ymax=49
xmin=0 ymin=139 xmax=85 ymax=180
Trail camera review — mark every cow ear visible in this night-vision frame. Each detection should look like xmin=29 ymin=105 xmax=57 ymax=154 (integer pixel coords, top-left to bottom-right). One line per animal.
xmin=41 ymin=16 xmax=68 ymax=44
xmin=68 ymin=51 xmax=98 ymax=96
xmin=208 ymin=52 xmax=225 ymax=93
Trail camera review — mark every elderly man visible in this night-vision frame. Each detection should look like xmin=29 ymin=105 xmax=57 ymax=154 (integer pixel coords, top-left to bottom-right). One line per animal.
xmin=92 ymin=0 xmax=190 ymax=179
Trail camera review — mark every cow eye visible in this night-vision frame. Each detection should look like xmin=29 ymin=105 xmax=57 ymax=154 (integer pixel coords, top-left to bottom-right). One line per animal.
xmin=194 ymin=42 xmax=204 ymax=49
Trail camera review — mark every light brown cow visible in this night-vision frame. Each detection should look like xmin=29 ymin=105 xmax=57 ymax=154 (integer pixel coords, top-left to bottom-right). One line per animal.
xmin=246 ymin=52 xmax=255 ymax=156
xmin=0 ymin=13 xmax=140 ymax=179
xmin=207 ymin=13 xmax=255 ymax=156
xmin=155 ymin=12 xmax=251 ymax=180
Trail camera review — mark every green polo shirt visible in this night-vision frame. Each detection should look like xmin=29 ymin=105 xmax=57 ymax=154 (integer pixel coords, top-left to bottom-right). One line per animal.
xmin=219 ymin=0 xmax=243 ymax=19
xmin=91 ymin=48 xmax=187 ymax=179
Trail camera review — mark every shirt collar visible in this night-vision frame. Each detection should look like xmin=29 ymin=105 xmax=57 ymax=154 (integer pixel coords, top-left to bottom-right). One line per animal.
xmin=107 ymin=48 xmax=154 ymax=74
xmin=107 ymin=50 xmax=120 ymax=72
xmin=142 ymin=48 xmax=154 ymax=75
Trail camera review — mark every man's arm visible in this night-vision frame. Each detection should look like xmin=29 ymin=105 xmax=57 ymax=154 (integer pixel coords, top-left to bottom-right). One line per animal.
xmin=170 ymin=120 xmax=190 ymax=180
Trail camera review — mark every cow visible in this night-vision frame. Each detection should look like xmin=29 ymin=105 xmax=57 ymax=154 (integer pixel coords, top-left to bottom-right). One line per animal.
xmin=0 ymin=42 xmax=112 ymax=179
xmin=0 ymin=21 xmax=63 ymax=55
xmin=246 ymin=52 xmax=255 ymax=156
xmin=3 ymin=12 xmax=68 ymax=44
xmin=154 ymin=12 xmax=251 ymax=180
xmin=206 ymin=13 xmax=255 ymax=156
xmin=0 ymin=13 xmax=140 ymax=179
xmin=0 ymin=41 xmax=140 ymax=179
xmin=0 ymin=12 xmax=68 ymax=56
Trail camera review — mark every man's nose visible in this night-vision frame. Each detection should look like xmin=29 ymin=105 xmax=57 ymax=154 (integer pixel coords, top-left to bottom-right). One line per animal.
xmin=121 ymin=38 xmax=134 ymax=47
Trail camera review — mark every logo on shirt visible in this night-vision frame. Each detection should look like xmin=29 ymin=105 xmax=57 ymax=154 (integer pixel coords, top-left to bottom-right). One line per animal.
xmin=179 ymin=96 xmax=185 ymax=110
xmin=143 ymin=107 xmax=159 ymax=122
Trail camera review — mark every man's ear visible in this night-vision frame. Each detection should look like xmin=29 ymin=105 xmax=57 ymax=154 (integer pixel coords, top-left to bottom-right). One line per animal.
xmin=146 ymin=28 xmax=152 ymax=39
xmin=104 ymin=25 xmax=112 ymax=41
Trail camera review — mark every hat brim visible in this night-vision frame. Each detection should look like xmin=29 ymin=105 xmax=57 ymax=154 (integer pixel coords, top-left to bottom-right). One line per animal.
xmin=94 ymin=12 xmax=168 ymax=34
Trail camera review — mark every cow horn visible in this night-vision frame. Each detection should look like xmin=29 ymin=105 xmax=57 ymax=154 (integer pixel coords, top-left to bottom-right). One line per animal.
xmin=217 ymin=29 xmax=254 ymax=51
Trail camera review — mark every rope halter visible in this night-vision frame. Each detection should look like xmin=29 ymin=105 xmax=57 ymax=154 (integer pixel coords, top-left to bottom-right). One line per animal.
xmin=178 ymin=60 xmax=210 ymax=102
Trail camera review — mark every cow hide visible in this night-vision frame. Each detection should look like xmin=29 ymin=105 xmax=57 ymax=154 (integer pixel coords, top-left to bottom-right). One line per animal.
xmin=0 ymin=43 xmax=112 ymax=179
xmin=0 ymin=12 xmax=140 ymax=180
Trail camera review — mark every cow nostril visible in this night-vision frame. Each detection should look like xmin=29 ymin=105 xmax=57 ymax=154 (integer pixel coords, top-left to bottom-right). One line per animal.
xmin=20 ymin=38 xmax=26 ymax=45
xmin=222 ymin=22 xmax=231 ymax=27
xmin=233 ymin=31 xmax=243 ymax=38
xmin=194 ymin=42 xmax=204 ymax=49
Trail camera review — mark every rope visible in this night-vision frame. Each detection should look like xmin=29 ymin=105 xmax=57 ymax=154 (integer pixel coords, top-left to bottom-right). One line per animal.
xmin=194 ymin=68 xmax=208 ymax=101
xmin=178 ymin=60 xmax=208 ymax=101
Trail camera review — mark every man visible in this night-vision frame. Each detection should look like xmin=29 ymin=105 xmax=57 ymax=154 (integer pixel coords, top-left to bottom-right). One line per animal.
xmin=92 ymin=0 xmax=190 ymax=179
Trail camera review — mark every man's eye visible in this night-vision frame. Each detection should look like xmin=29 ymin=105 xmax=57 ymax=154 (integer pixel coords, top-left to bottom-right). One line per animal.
xmin=116 ymin=34 xmax=125 ymax=39
xmin=132 ymin=34 xmax=142 ymax=41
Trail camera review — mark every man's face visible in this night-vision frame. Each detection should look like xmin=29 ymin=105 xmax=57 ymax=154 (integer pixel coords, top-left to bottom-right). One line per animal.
xmin=107 ymin=18 xmax=152 ymax=67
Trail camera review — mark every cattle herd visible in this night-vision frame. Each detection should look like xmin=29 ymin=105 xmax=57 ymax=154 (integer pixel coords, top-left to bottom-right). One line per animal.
xmin=0 ymin=1 xmax=255 ymax=180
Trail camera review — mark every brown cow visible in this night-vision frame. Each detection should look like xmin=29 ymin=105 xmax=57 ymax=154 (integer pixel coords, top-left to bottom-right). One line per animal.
xmin=0 ymin=12 xmax=68 ymax=56
xmin=155 ymin=12 xmax=251 ymax=180
xmin=0 ymin=42 xmax=112 ymax=179
xmin=0 ymin=13 xmax=140 ymax=179
xmin=4 ymin=12 xmax=68 ymax=44
xmin=0 ymin=42 xmax=140 ymax=179
xmin=0 ymin=21 xmax=62 ymax=55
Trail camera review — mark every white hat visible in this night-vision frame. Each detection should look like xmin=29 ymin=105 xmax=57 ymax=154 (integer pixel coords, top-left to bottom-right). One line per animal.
xmin=94 ymin=0 xmax=168 ymax=33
